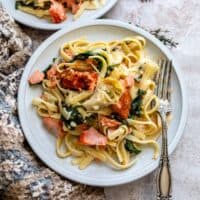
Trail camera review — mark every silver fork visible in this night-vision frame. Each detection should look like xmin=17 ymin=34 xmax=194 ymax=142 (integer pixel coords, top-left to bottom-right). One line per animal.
xmin=155 ymin=60 xmax=172 ymax=200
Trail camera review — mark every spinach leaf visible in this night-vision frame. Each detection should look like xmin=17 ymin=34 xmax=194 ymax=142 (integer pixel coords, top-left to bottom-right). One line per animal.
xmin=15 ymin=1 xmax=42 ymax=9
xmin=61 ymin=106 xmax=84 ymax=130
xmin=134 ymin=66 xmax=144 ymax=83
xmin=110 ymin=114 xmax=128 ymax=125
xmin=134 ymin=74 xmax=143 ymax=83
xmin=43 ymin=64 xmax=52 ymax=77
xmin=42 ymin=57 xmax=57 ymax=78
xmin=16 ymin=1 xmax=34 ymax=9
xmin=52 ymin=57 xmax=57 ymax=62
xmin=85 ymin=114 xmax=97 ymax=126
xmin=105 ymin=65 xmax=115 ymax=77
xmin=129 ymin=89 xmax=146 ymax=118
xmin=73 ymin=51 xmax=94 ymax=61
xmin=43 ymin=1 xmax=51 ymax=9
xmin=96 ymin=53 xmax=108 ymax=64
xmin=72 ymin=51 xmax=108 ymax=72
xmin=94 ymin=58 xmax=103 ymax=71
xmin=125 ymin=140 xmax=141 ymax=154
xmin=15 ymin=1 xmax=22 ymax=9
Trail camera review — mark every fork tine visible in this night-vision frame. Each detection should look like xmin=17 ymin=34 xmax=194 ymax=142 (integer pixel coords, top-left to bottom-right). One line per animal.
xmin=162 ymin=60 xmax=169 ymax=99
xmin=162 ymin=60 xmax=172 ymax=100
xmin=156 ymin=59 xmax=172 ymax=100
xmin=155 ymin=60 xmax=161 ymax=96
xmin=167 ymin=61 xmax=172 ymax=101
xmin=157 ymin=60 xmax=165 ymax=98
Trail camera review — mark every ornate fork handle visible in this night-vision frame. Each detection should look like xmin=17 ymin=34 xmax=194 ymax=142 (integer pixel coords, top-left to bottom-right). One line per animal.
xmin=156 ymin=110 xmax=172 ymax=200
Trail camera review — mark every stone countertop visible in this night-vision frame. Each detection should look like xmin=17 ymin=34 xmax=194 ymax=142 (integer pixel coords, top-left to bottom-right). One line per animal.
xmin=105 ymin=1 xmax=200 ymax=200
xmin=3 ymin=0 xmax=200 ymax=199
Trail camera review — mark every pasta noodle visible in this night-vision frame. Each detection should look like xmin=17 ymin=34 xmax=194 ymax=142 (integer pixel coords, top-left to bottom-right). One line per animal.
xmin=30 ymin=36 xmax=163 ymax=170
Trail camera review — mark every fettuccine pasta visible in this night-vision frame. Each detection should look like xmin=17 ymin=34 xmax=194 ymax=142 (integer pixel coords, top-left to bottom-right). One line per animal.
xmin=29 ymin=36 xmax=162 ymax=170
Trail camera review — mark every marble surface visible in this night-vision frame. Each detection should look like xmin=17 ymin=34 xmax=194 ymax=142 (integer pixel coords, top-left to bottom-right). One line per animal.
xmin=2 ymin=0 xmax=200 ymax=199
xmin=105 ymin=1 xmax=200 ymax=200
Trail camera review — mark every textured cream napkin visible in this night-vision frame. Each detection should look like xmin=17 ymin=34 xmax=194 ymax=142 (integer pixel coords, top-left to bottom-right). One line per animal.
xmin=0 ymin=7 xmax=105 ymax=200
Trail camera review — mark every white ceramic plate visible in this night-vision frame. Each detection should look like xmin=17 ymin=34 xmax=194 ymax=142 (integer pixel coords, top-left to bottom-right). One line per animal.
xmin=18 ymin=20 xmax=188 ymax=186
xmin=1 ymin=0 xmax=118 ymax=30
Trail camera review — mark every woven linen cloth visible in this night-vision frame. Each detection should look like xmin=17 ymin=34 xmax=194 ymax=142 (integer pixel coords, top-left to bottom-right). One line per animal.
xmin=0 ymin=8 xmax=105 ymax=200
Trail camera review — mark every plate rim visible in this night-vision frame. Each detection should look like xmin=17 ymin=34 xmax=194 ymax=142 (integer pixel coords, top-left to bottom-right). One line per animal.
xmin=1 ymin=0 xmax=118 ymax=30
xmin=18 ymin=19 xmax=188 ymax=186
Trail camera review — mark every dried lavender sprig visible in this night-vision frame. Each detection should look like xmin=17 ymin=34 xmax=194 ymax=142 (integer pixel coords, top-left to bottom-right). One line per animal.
xmin=150 ymin=28 xmax=178 ymax=48
xmin=140 ymin=0 xmax=152 ymax=3
xmin=131 ymin=23 xmax=178 ymax=48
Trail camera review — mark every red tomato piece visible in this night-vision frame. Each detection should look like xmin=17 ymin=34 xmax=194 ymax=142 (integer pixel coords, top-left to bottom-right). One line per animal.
xmin=79 ymin=127 xmax=107 ymax=146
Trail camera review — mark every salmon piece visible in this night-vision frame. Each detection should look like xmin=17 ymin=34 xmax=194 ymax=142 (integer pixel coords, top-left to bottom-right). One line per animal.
xmin=49 ymin=77 xmax=57 ymax=88
xmin=120 ymin=75 xmax=134 ymax=89
xmin=63 ymin=0 xmax=80 ymax=8
xmin=79 ymin=127 xmax=107 ymax=146
xmin=42 ymin=117 xmax=65 ymax=138
xmin=60 ymin=69 xmax=98 ymax=91
xmin=111 ymin=90 xmax=131 ymax=119
xmin=124 ymin=75 xmax=134 ymax=88
xmin=62 ymin=0 xmax=81 ymax=14
xmin=28 ymin=70 xmax=44 ymax=85
xmin=47 ymin=65 xmax=57 ymax=79
xmin=99 ymin=115 xmax=121 ymax=128
xmin=71 ymin=2 xmax=80 ymax=14
xmin=86 ymin=58 xmax=96 ymax=66
xmin=76 ymin=123 xmax=89 ymax=132
xmin=46 ymin=65 xmax=58 ymax=88
xmin=49 ymin=0 xmax=66 ymax=23
xmin=95 ymin=158 xmax=102 ymax=162
xmin=65 ymin=49 xmax=74 ymax=57
xmin=63 ymin=0 xmax=74 ymax=8
xmin=73 ymin=60 xmax=94 ymax=71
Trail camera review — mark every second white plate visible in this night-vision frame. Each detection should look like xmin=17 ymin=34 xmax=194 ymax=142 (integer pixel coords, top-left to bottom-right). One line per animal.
xmin=2 ymin=0 xmax=118 ymax=30
xmin=18 ymin=20 xmax=188 ymax=186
